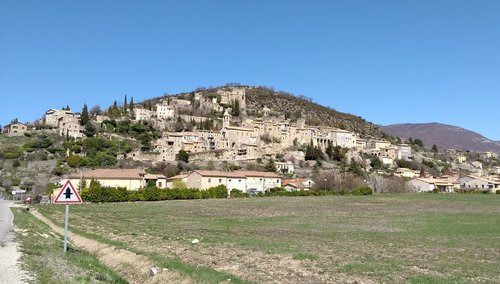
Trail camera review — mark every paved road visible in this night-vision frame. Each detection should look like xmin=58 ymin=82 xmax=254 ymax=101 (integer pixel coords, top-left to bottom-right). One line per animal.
xmin=0 ymin=200 xmax=29 ymax=284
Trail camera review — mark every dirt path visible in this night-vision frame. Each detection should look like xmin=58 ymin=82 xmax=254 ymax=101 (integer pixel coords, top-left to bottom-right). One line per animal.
xmin=0 ymin=201 xmax=30 ymax=284
xmin=30 ymin=209 xmax=192 ymax=284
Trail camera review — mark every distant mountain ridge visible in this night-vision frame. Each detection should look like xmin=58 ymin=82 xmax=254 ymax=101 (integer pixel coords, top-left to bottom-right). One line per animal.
xmin=381 ymin=123 xmax=500 ymax=153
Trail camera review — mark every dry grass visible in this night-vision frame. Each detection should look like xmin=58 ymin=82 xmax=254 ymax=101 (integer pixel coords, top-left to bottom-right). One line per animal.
xmin=37 ymin=194 xmax=500 ymax=283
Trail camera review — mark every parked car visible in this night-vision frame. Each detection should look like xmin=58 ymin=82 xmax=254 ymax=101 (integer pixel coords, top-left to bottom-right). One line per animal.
xmin=23 ymin=196 xmax=31 ymax=204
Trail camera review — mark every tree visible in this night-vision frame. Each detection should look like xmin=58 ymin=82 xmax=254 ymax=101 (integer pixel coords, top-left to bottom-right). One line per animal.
xmin=90 ymin=105 xmax=102 ymax=116
xmin=123 ymin=95 xmax=128 ymax=112
xmin=172 ymin=179 xmax=187 ymax=189
xmin=83 ymin=121 xmax=96 ymax=137
xmin=232 ymin=99 xmax=240 ymax=117
xmin=325 ymin=142 xmax=334 ymax=159
xmin=331 ymin=146 xmax=345 ymax=162
xmin=80 ymin=103 xmax=89 ymax=125
xmin=265 ymin=158 xmax=277 ymax=172
xmin=348 ymin=158 xmax=364 ymax=177
xmin=129 ymin=96 xmax=134 ymax=113
xmin=177 ymin=150 xmax=189 ymax=163
xmin=305 ymin=140 xmax=324 ymax=161
xmin=413 ymin=139 xmax=424 ymax=147
xmin=370 ymin=156 xmax=382 ymax=170
xmin=432 ymin=144 xmax=438 ymax=153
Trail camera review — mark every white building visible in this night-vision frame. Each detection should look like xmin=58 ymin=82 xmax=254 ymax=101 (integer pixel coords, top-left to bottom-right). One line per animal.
xmin=155 ymin=102 xmax=176 ymax=119
xmin=394 ymin=168 xmax=417 ymax=178
xmin=408 ymin=178 xmax=453 ymax=193
xmin=397 ymin=144 xmax=412 ymax=160
xmin=458 ymin=175 xmax=500 ymax=192
xmin=276 ymin=161 xmax=294 ymax=174
xmin=185 ymin=170 xmax=281 ymax=193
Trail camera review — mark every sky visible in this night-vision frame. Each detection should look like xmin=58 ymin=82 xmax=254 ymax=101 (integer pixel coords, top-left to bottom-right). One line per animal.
xmin=1 ymin=0 xmax=499 ymax=139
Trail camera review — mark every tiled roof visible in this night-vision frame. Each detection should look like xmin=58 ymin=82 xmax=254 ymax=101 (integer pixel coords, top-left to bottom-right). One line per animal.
xmin=282 ymin=178 xmax=313 ymax=187
xmin=193 ymin=170 xmax=281 ymax=179
xmin=167 ymin=173 xmax=189 ymax=180
xmin=235 ymin=171 xmax=281 ymax=178
xmin=70 ymin=169 xmax=146 ymax=180
xmin=144 ymin=174 xmax=167 ymax=179
xmin=194 ymin=170 xmax=247 ymax=178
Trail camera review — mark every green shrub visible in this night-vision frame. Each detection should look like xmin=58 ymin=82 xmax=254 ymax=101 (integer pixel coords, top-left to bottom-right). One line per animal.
xmin=10 ymin=176 xmax=21 ymax=186
xmin=350 ymin=186 xmax=373 ymax=195
xmin=230 ymin=189 xmax=248 ymax=198
xmin=81 ymin=186 xmax=128 ymax=203
xmin=12 ymin=159 xmax=21 ymax=168
xmin=1 ymin=146 xmax=23 ymax=159
xmin=127 ymin=190 xmax=145 ymax=202
xmin=67 ymin=155 xmax=85 ymax=168
xmin=200 ymin=185 xmax=228 ymax=199
xmin=143 ymin=187 xmax=164 ymax=201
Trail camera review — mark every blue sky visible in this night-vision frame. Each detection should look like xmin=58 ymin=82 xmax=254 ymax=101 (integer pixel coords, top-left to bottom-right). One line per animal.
xmin=1 ymin=1 xmax=499 ymax=139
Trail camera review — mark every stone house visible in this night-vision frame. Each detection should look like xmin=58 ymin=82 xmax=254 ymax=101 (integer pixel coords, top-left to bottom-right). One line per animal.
xmin=58 ymin=115 xmax=82 ymax=138
xmin=134 ymin=108 xmax=155 ymax=121
xmin=3 ymin=122 xmax=28 ymax=136
xmin=44 ymin=109 xmax=78 ymax=127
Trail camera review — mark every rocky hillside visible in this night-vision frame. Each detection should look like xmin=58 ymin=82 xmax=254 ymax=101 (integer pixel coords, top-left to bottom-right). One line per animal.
xmin=181 ymin=85 xmax=384 ymax=138
xmin=381 ymin=123 xmax=500 ymax=153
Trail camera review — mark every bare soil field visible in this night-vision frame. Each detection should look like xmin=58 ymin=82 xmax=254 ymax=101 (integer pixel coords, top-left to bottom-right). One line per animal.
xmin=36 ymin=194 xmax=500 ymax=283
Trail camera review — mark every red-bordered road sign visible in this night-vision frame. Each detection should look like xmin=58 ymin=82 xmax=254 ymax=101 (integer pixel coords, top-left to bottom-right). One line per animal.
xmin=53 ymin=180 xmax=82 ymax=204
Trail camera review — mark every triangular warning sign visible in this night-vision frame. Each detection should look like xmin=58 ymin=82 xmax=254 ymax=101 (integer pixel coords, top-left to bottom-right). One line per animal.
xmin=54 ymin=180 xmax=82 ymax=204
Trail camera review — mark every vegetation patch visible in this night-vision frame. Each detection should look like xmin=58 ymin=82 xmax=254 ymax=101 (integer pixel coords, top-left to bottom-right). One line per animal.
xmin=12 ymin=208 xmax=127 ymax=284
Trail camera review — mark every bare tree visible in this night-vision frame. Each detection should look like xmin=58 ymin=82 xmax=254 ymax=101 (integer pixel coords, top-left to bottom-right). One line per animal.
xmin=90 ymin=105 xmax=102 ymax=116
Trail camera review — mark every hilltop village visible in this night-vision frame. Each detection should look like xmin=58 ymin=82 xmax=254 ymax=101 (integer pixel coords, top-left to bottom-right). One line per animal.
xmin=1 ymin=86 xmax=500 ymax=197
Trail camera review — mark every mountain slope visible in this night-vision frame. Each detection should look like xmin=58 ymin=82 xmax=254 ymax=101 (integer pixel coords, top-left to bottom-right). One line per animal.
xmin=381 ymin=123 xmax=500 ymax=153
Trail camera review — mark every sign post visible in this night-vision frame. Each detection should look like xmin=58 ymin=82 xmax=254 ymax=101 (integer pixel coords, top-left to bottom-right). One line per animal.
xmin=53 ymin=180 xmax=82 ymax=253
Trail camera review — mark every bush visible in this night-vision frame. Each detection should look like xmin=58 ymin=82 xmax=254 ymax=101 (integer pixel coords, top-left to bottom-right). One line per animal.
xmin=67 ymin=155 xmax=85 ymax=168
xmin=230 ymin=189 xmax=248 ymax=198
xmin=200 ymin=185 xmax=228 ymax=199
xmin=350 ymin=186 xmax=373 ymax=195
xmin=81 ymin=186 xmax=128 ymax=203
xmin=10 ymin=176 xmax=21 ymax=186
xmin=1 ymin=146 xmax=24 ymax=159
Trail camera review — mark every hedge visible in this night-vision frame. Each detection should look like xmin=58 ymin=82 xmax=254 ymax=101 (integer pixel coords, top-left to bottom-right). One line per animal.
xmin=81 ymin=184 xmax=373 ymax=203
xmin=81 ymin=184 xmax=228 ymax=203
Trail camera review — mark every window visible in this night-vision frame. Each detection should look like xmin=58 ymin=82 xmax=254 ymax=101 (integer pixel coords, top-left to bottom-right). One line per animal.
xmin=276 ymin=179 xmax=279 ymax=183
xmin=158 ymin=182 xmax=162 ymax=187
xmin=219 ymin=179 xmax=222 ymax=183
xmin=208 ymin=178 xmax=211 ymax=183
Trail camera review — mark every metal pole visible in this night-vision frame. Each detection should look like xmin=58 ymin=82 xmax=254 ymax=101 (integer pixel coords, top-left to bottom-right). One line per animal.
xmin=64 ymin=204 xmax=69 ymax=253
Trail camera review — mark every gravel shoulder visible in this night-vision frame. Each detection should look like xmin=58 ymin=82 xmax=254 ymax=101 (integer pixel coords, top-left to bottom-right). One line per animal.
xmin=0 ymin=200 xmax=30 ymax=284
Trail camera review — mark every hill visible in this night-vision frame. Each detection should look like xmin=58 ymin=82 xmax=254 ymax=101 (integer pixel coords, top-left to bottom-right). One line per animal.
xmin=162 ymin=85 xmax=385 ymax=138
xmin=381 ymin=123 xmax=500 ymax=153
